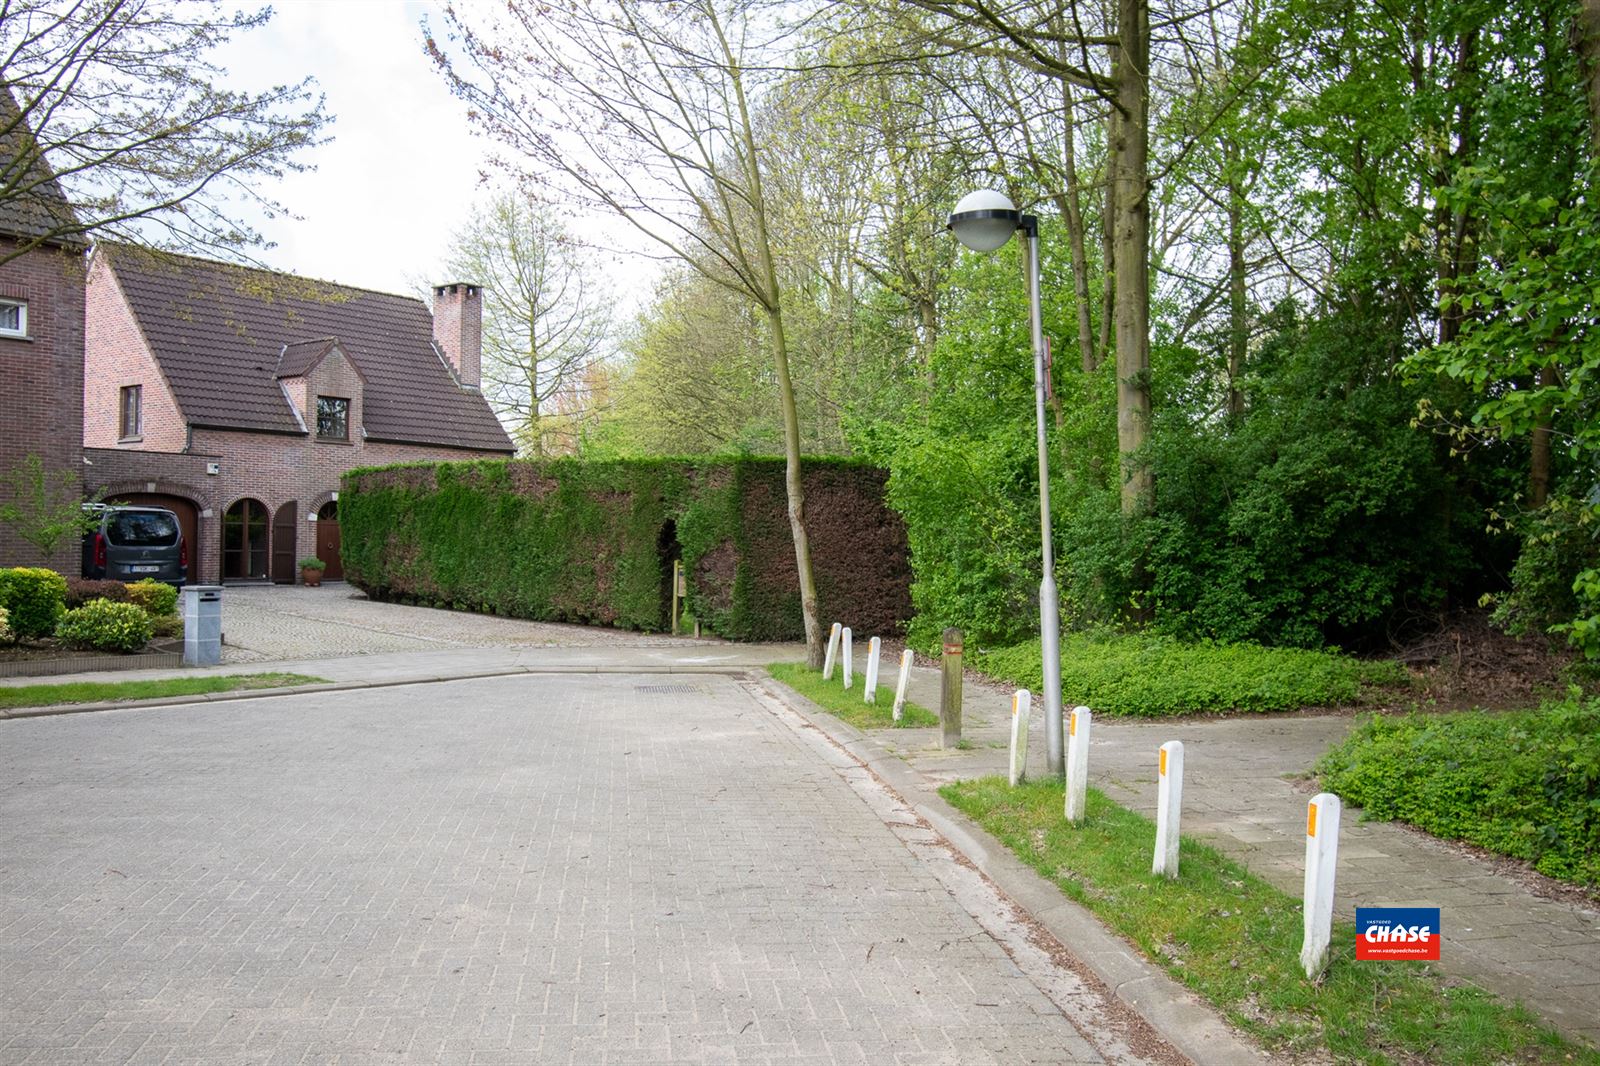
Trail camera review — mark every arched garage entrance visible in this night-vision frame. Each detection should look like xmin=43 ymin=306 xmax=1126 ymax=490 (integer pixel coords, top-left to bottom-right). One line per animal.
xmin=112 ymin=493 xmax=199 ymax=582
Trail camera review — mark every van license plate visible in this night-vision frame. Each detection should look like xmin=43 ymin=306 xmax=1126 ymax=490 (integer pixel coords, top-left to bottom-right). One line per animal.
xmin=129 ymin=565 xmax=160 ymax=573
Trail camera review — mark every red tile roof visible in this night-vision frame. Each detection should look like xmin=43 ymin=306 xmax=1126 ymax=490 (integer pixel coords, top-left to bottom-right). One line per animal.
xmin=103 ymin=248 xmax=513 ymax=453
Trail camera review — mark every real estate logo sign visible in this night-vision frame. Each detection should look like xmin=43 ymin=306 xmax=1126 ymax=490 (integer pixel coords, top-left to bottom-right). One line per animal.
xmin=1356 ymin=907 xmax=1441 ymax=961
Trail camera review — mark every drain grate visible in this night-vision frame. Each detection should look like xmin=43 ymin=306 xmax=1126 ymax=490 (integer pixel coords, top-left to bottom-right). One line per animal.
xmin=635 ymin=683 xmax=706 ymax=695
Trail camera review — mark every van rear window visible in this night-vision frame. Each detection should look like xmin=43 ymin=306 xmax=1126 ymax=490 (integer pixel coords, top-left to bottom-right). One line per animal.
xmin=108 ymin=512 xmax=179 ymax=546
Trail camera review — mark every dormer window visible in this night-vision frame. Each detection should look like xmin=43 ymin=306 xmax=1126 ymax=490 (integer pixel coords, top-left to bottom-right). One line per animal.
xmin=0 ymin=299 xmax=26 ymax=338
xmin=316 ymin=395 xmax=349 ymax=440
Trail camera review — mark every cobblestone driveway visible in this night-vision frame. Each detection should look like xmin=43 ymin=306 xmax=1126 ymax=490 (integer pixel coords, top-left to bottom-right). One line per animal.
xmin=219 ymin=585 xmax=689 ymax=664
xmin=0 ymin=675 xmax=1149 ymax=1064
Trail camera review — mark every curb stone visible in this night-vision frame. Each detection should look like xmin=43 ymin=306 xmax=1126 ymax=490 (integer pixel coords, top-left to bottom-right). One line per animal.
xmin=758 ymin=672 xmax=1271 ymax=1066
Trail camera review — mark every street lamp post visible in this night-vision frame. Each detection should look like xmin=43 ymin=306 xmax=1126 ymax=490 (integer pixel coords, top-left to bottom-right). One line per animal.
xmin=948 ymin=189 xmax=1065 ymax=778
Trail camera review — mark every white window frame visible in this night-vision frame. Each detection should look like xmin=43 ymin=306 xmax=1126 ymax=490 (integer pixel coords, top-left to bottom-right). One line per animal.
xmin=0 ymin=299 xmax=26 ymax=339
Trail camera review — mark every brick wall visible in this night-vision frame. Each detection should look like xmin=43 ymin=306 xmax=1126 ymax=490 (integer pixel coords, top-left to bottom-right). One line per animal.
xmin=85 ymin=433 xmax=505 ymax=585
xmin=83 ymin=253 xmax=186 ymax=451
xmin=0 ymin=237 xmax=85 ymax=571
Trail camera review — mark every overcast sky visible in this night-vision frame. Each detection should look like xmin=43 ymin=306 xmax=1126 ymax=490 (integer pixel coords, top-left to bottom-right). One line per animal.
xmin=219 ymin=0 xmax=657 ymax=311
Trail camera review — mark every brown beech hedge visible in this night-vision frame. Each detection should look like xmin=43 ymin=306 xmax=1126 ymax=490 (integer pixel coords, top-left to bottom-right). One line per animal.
xmin=339 ymin=457 xmax=911 ymax=641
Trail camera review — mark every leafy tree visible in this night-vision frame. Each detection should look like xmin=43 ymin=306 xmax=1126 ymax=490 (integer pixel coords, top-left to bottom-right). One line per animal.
xmin=0 ymin=0 xmax=328 ymax=263
xmin=431 ymin=0 xmax=829 ymax=666
xmin=0 ymin=454 xmax=98 ymax=557
xmin=442 ymin=193 xmax=611 ymax=456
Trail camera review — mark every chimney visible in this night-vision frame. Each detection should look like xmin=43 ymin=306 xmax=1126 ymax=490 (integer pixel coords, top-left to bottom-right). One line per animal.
xmin=432 ymin=282 xmax=482 ymax=389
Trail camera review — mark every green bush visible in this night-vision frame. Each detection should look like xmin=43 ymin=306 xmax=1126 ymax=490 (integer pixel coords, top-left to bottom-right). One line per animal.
xmin=973 ymin=632 xmax=1406 ymax=717
xmin=0 ymin=605 xmax=12 ymax=644
xmin=1318 ymin=697 xmax=1600 ymax=886
xmin=125 ymin=578 xmax=178 ymax=617
xmin=0 ymin=567 xmax=68 ymax=640
xmin=339 ymin=457 xmax=911 ymax=641
xmin=65 ymin=578 xmax=130 ymax=609
xmin=54 ymin=599 xmax=153 ymax=653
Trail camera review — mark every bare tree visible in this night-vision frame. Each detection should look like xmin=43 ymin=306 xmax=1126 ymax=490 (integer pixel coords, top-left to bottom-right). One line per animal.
xmin=0 ymin=0 xmax=328 ymax=264
xmin=443 ymin=193 xmax=611 ymax=456
xmin=430 ymin=0 xmax=827 ymax=663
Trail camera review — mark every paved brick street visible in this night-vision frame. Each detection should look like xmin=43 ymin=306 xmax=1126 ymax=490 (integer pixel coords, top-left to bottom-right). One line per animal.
xmin=216 ymin=585 xmax=694 ymax=664
xmin=0 ymin=674 xmax=1163 ymax=1065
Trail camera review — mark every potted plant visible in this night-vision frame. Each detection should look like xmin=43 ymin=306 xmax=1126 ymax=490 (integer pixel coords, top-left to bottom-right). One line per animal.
xmin=298 ymin=557 xmax=327 ymax=587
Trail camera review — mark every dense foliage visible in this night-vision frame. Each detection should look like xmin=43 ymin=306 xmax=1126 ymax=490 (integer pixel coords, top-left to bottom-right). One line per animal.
xmin=64 ymin=579 xmax=130 ymax=609
xmin=973 ymin=632 xmax=1406 ymax=717
xmin=54 ymin=599 xmax=153 ymax=654
xmin=339 ymin=457 xmax=911 ymax=641
xmin=1319 ymin=698 xmax=1600 ymax=886
xmin=0 ymin=567 xmax=67 ymax=641
xmin=475 ymin=0 xmax=1600 ymax=658
xmin=125 ymin=579 xmax=178 ymax=618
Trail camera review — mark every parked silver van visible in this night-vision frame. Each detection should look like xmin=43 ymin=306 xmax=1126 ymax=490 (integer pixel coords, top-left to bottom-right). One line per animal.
xmin=81 ymin=504 xmax=188 ymax=586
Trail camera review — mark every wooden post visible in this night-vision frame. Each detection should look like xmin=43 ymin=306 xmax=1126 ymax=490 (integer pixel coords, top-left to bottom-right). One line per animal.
xmin=891 ymin=649 xmax=912 ymax=722
xmin=1152 ymin=740 xmax=1184 ymax=879
xmin=822 ymin=622 xmax=842 ymax=680
xmin=939 ymin=627 xmax=963 ymax=749
xmin=1065 ymin=706 xmax=1091 ymax=823
xmin=864 ymin=636 xmax=882 ymax=703
xmin=1008 ymin=689 xmax=1031 ymax=786
xmin=670 ymin=559 xmax=681 ymax=635
xmin=1301 ymin=793 xmax=1342 ymax=978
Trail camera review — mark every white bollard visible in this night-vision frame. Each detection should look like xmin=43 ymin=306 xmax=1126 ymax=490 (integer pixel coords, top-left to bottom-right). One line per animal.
xmin=1065 ymin=706 xmax=1091 ymax=823
xmin=863 ymin=637 xmax=882 ymax=703
xmin=841 ymin=627 xmax=853 ymax=689
xmin=1008 ymin=689 xmax=1032 ymax=786
xmin=1301 ymin=792 xmax=1342 ymax=979
xmin=822 ymin=623 xmax=842 ymax=680
xmin=1152 ymin=740 xmax=1184 ymax=879
xmin=891 ymin=649 xmax=912 ymax=722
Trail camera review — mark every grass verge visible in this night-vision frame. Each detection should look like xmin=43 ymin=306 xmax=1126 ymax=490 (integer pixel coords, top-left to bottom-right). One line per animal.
xmin=1318 ymin=695 xmax=1600 ymax=888
xmin=767 ymin=662 xmax=939 ymax=729
xmin=941 ymin=776 xmax=1593 ymax=1064
xmin=972 ymin=632 xmax=1407 ymax=716
xmin=0 ymin=673 xmax=329 ymax=711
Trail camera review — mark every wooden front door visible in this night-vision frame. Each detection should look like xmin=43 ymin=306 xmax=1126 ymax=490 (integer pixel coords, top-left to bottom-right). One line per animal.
xmin=272 ymin=501 xmax=298 ymax=584
xmin=316 ymin=500 xmax=343 ymax=580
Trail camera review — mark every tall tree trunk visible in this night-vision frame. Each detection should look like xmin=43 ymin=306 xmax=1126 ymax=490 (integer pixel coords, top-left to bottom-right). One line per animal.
xmin=1112 ymin=0 xmax=1152 ymax=512
xmin=717 ymin=14 xmax=823 ymax=667
xmin=1530 ymin=365 xmax=1556 ymax=507
xmin=1050 ymin=33 xmax=1096 ymax=373
xmin=1098 ymin=109 xmax=1117 ymax=366
xmin=1578 ymin=0 xmax=1600 ymax=159
xmin=1226 ymin=164 xmax=1247 ymax=419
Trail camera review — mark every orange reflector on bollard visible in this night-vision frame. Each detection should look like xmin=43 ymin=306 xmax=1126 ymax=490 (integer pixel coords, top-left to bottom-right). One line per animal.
xmin=1307 ymin=803 xmax=1318 ymax=837
xmin=1159 ymin=748 xmax=1167 ymax=776
xmin=1070 ymin=711 xmax=1077 ymax=736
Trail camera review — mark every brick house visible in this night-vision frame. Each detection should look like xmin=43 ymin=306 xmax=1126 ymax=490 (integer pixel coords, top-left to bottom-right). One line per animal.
xmin=82 ymin=248 xmax=514 ymax=584
xmin=0 ymin=99 xmax=89 ymax=572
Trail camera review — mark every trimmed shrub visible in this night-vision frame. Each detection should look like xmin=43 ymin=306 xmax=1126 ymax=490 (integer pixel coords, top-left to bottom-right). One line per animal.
xmin=0 ymin=605 xmax=12 ymax=644
xmin=339 ymin=457 xmax=912 ymax=640
xmin=66 ymin=578 xmax=130 ymax=609
xmin=125 ymin=578 xmax=178 ymax=617
xmin=0 ymin=567 xmax=68 ymax=640
xmin=1318 ymin=697 xmax=1600 ymax=886
xmin=973 ymin=632 xmax=1406 ymax=717
xmin=55 ymin=599 xmax=154 ymax=653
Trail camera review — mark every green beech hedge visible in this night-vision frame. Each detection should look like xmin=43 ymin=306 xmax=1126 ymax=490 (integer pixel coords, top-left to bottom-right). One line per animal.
xmin=338 ymin=457 xmax=911 ymax=641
